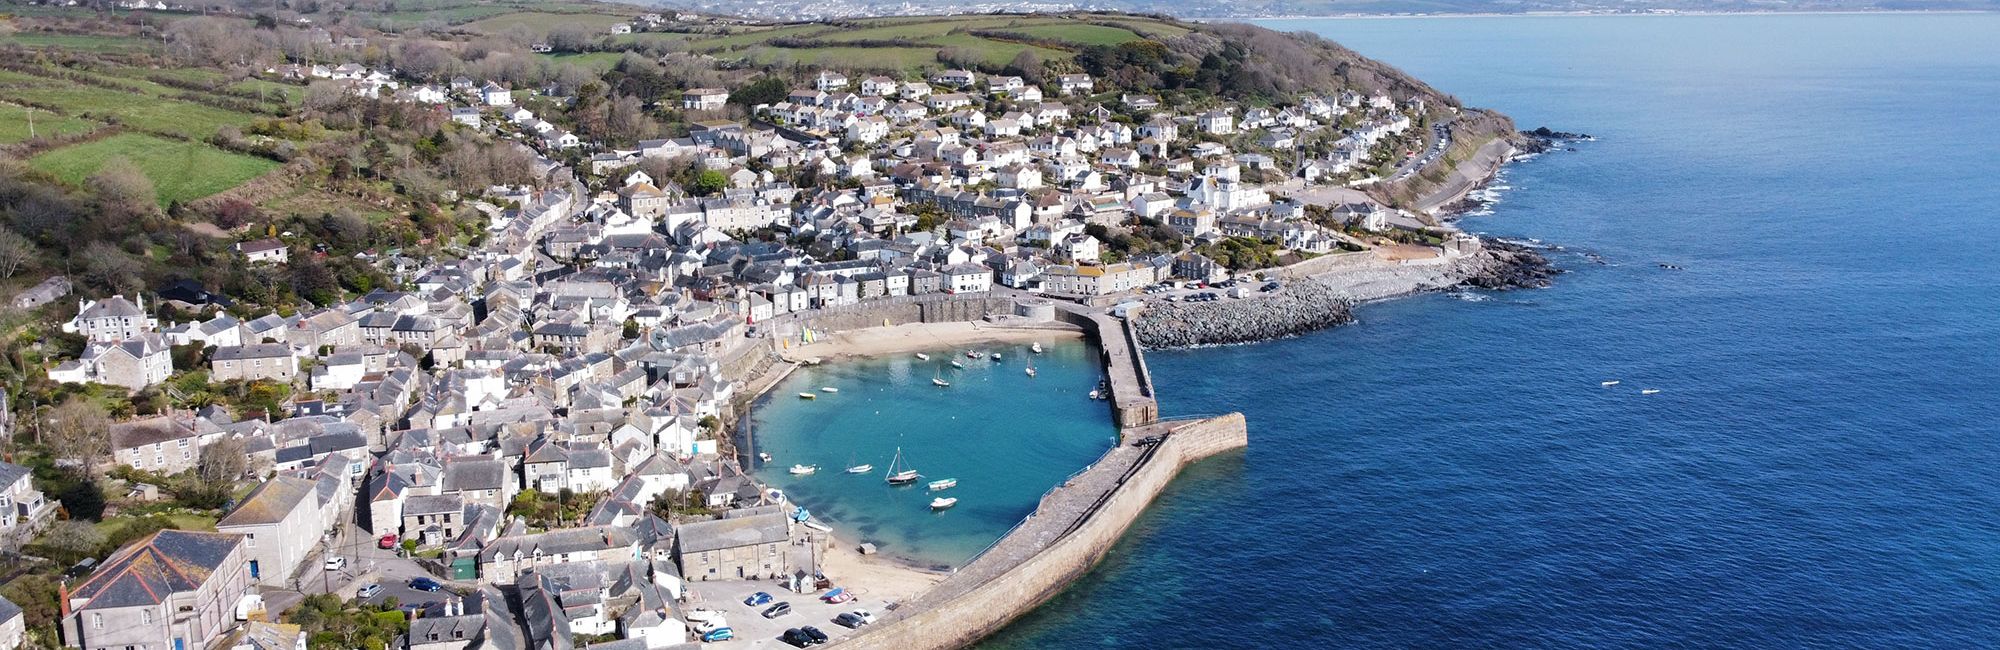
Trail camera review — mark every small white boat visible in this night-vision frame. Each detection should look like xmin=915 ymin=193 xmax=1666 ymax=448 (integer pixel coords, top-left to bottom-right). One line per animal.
xmin=789 ymin=464 xmax=818 ymax=475
xmin=845 ymin=464 xmax=873 ymax=474
xmin=758 ymin=452 xmax=772 ymax=462
xmin=820 ymin=387 xmax=839 ymax=393
xmin=928 ymin=478 xmax=957 ymax=491
xmin=1031 ymin=342 xmax=1043 ymax=354
xmin=929 ymin=497 xmax=958 ymax=510
xmin=950 ymin=360 xmax=964 ymax=368
xmin=966 ymin=350 xmax=980 ymax=358
xmin=1025 ymin=367 xmax=1036 ymax=377
xmin=915 ymin=353 xmax=930 ymax=361
xmin=1641 ymin=389 xmax=1662 ymax=395
xmin=933 ymin=378 xmax=950 ymax=387
xmin=798 ymin=392 xmax=817 ymax=400
xmin=990 ymin=353 xmax=1002 ymax=361
xmin=1088 ymin=389 xmax=1102 ymax=400
xmin=1601 ymin=380 xmax=1620 ymax=387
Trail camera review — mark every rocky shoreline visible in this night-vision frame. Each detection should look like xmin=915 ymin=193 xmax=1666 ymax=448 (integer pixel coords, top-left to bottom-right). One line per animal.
xmin=1133 ymin=238 xmax=1558 ymax=349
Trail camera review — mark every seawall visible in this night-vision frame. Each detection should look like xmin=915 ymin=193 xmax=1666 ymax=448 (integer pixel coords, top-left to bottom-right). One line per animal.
xmin=829 ymin=414 xmax=1249 ymax=650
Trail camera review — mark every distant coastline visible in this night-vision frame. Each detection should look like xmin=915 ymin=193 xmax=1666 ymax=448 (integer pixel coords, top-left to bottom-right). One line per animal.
xmin=1242 ymin=8 xmax=1997 ymax=20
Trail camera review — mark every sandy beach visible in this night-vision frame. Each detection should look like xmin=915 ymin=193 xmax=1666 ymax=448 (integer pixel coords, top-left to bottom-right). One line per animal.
xmin=783 ymin=321 xmax=1083 ymax=362
xmin=818 ymin=536 xmax=949 ymax=606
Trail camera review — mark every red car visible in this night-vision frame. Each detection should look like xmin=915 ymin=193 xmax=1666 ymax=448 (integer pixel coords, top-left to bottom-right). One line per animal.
xmin=378 ymin=534 xmax=399 ymax=549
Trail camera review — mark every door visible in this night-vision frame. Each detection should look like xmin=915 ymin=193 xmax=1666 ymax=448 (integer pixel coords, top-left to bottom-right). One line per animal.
xmin=249 ymin=560 xmax=260 ymax=579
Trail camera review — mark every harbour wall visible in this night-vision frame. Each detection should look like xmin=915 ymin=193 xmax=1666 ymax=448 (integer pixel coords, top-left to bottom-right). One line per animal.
xmin=1053 ymin=307 xmax=1157 ymax=428
xmin=829 ymin=413 xmax=1249 ymax=650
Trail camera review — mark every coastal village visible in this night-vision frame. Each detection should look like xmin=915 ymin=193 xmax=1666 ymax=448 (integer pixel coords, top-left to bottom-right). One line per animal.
xmin=0 ymin=8 xmax=1522 ymax=650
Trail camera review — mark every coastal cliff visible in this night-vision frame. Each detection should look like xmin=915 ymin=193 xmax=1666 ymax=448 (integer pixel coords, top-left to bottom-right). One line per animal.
xmin=1133 ymin=239 xmax=1555 ymax=348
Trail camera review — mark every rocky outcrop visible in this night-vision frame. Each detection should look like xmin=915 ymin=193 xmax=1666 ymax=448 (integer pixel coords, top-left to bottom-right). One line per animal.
xmin=1132 ymin=280 xmax=1354 ymax=348
xmin=1134 ymin=238 xmax=1558 ymax=349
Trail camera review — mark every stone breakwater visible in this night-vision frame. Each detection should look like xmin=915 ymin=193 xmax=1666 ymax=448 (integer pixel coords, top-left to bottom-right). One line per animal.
xmin=1135 ymin=240 xmax=1558 ymax=349
xmin=1133 ymin=279 xmax=1356 ymax=348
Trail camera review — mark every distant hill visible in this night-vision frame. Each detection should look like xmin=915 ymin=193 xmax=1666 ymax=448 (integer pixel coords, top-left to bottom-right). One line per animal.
xmin=625 ymin=0 xmax=2000 ymax=20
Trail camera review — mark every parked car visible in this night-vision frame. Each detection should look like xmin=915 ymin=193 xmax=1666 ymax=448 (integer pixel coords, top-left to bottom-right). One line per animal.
xmin=850 ymin=609 xmax=876 ymax=625
xmin=834 ymin=613 xmax=866 ymax=629
xmin=700 ymin=627 xmax=734 ymax=642
xmin=378 ymin=534 xmax=399 ymax=549
xmin=323 ymin=556 xmax=346 ymax=571
xmin=408 ymin=577 xmax=443 ymax=592
xmin=744 ymin=592 xmax=773 ymax=606
xmin=357 ymin=584 xmax=383 ymax=599
xmin=801 ymin=627 xmax=829 ymax=644
xmin=762 ymin=602 xmax=793 ymax=619
xmin=781 ymin=628 xmax=818 ymax=647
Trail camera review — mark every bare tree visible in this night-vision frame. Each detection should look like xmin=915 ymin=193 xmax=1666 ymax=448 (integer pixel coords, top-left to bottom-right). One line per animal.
xmin=46 ymin=398 xmax=111 ymax=475
xmin=0 ymin=226 xmax=37 ymax=278
xmin=197 ymin=437 xmax=247 ymax=484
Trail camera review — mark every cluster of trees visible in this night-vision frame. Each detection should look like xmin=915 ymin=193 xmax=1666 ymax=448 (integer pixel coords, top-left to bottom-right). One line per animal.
xmin=287 ymin=593 xmax=412 ymax=650
xmin=506 ymin=488 xmax=601 ymax=529
xmin=1086 ymin=220 xmax=1185 ymax=262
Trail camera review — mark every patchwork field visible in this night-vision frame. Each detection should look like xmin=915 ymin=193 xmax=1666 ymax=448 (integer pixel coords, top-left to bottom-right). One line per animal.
xmin=0 ymin=103 xmax=99 ymax=144
xmin=0 ymin=68 xmax=266 ymax=138
xmin=0 ymin=32 xmax=160 ymax=53
xmin=462 ymin=11 xmax=632 ymax=38
xmin=30 ymin=133 xmax=279 ymax=206
xmin=675 ymin=14 xmax=1175 ymax=72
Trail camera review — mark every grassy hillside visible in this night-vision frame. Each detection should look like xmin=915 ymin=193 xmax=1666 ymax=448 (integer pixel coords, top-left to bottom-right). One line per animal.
xmin=30 ymin=133 xmax=280 ymax=207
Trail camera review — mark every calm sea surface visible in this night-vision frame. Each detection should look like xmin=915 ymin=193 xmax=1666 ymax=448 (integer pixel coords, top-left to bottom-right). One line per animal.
xmin=981 ymin=13 xmax=2000 ymax=648
xmin=749 ymin=338 xmax=1116 ymax=567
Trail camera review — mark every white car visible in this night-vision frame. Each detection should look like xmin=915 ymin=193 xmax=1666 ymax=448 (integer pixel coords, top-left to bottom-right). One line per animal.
xmin=324 ymin=556 xmax=347 ymax=571
xmin=851 ymin=609 xmax=877 ymax=625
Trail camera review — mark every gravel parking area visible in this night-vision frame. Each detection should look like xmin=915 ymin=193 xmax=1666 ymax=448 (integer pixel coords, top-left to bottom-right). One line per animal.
xmin=682 ymin=579 xmax=882 ymax=647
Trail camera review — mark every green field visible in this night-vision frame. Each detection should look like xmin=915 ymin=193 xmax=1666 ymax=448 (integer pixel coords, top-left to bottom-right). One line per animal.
xmin=539 ymin=51 xmax=627 ymax=72
xmin=462 ymin=11 xmax=631 ymax=38
xmin=0 ymin=32 xmax=158 ymax=53
xmin=678 ymin=14 xmax=1181 ymax=72
xmin=1005 ymin=23 xmax=1147 ymax=46
xmin=0 ymin=104 xmax=98 ymax=143
xmin=378 ymin=5 xmax=523 ymax=26
xmin=0 ymin=76 xmax=262 ymax=139
xmin=30 ymin=133 xmax=279 ymax=206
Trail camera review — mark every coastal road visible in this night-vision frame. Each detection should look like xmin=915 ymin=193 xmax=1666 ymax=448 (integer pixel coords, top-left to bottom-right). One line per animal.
xmin=1391 ymin=120 xmax=1453 ymax=183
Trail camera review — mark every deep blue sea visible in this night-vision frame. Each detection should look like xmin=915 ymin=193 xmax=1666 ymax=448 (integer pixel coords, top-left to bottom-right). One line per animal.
xmin=983 ymin=13 xmax=2000 ymax=648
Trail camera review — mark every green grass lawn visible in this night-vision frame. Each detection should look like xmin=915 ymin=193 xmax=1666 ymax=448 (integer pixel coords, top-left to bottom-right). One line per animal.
xmin=539 ymin=51 xmax=626 ymax=72
xmin=378 ymin=4 xmax=522 ymax=25
xmin=0 ymin=80 xmax=261 ymax=139
xmin=0 ymin=33 xmax=158 ymax=53
xmin=738 ymin=45 xmax=944 ymax=71
xmin=1005 ymin=23 xmax=1146 ymax=46
xmin=462 ymin=11 xmax=630 ymax=38
xmin=0 ymin=104 xmax=98 ymax=143
xmin=30 ymin=133 xmax=279 ymax=206
xmin=92 ymin=512 xmax=218 ymax=536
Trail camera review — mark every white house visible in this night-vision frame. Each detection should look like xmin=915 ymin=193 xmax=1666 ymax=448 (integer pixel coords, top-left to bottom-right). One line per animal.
xmin=480 ymin=82 xmax=513 ymax=106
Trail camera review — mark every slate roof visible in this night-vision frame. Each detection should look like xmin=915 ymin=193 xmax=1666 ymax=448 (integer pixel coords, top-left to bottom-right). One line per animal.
xmin=674 ymin=512 xmax=788 ymax=554
xmin=216 ymin=476 xmax=317 ymax=528
xmin=443 ymin=459 xmax=508 ymax=493
xmin=69 ymin=530 xmax=243 ymax=609
xmin=404 ymin=493 xmax=464 ymax=517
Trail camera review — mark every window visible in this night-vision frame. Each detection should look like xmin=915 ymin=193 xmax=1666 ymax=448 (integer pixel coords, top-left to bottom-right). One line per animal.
xmin=141 ymin=610 xmax=151 ymax=625
xmin=92 ymin=614 xmax=103 ymax=629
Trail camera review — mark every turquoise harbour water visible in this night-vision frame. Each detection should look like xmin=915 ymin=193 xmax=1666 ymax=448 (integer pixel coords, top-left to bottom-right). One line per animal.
xmin=982 ymin=13 xmax=2000 ymax=648
xmin=748 ymin=339 xmax=1116 ymax=567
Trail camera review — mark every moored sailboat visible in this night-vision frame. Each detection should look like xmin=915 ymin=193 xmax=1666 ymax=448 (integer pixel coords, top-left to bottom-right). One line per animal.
xmin=884 ymin=448 xmax=920 ymax=485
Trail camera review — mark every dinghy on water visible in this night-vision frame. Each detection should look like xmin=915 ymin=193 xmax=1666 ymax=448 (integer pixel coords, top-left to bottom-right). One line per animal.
xmin=1601 ymin=380 xmax=1621 ymax=387
xmin=1031 ymin=342 xmax=1043 ymax=354
xmin=798 ymin=392 xmax=817 ymax=400
xmin=933 ymin=377 xmax=950 ymax=387
xmin=991 ymin=353 xmax=1002 ymax=361
xmin=820 ymin=387 xmax=839 ymax=393
xmin=930 ymin=497 xmax=958 ymax=510
xmin=1641 ymin=389 xmax=1662 ymax=395
xmin=950 ymin=360 xmax=963 ymax=369
xmin=789 ymin=464 xmax=818 ymax=475
xmin=915 ymin=353 xmax=930 ymax=361
xmin=928 ymin=478 xmax=957 ymax=491
xmin=845 ymin=464 xmax=873 ymax=474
